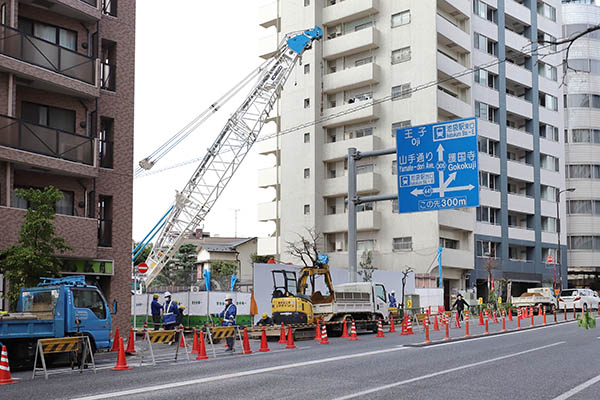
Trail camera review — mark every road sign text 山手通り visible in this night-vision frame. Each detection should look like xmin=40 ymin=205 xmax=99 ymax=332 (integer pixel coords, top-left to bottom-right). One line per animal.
xmin=395 ymin=118 xmax=479 ymax=213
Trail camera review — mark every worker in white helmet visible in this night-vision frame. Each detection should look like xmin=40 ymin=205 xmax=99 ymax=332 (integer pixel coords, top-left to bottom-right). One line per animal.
xmin=162 ymin=291 xmax=178 ymax=341
xmin=218 ymin=294 xmax=237 ymax=352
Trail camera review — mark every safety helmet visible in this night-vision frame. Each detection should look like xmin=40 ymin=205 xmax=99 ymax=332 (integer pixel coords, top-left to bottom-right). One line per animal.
xmin=262 ymin=313 xmax=268 ymax=319
xmin=391 ymin=290 xmax=396 ymax=294
xmin=153 ymin=294 xmax=159 ymax=299
xmin=224 ymin=294 xmax=233 ymax=301
xmin=179 ymin=304 xmax=185 ymax=309
xmin=164 ymin=291 xmax=171 ymax=297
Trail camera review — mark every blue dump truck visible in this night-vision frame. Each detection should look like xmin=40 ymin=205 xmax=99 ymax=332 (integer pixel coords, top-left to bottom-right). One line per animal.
xmin=0 ymin=276 xmax=113 ymax=367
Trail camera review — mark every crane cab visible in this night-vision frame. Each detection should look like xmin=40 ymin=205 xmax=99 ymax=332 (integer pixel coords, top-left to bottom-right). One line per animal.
xmin=271 ymin=270 xmax=314 ymax=325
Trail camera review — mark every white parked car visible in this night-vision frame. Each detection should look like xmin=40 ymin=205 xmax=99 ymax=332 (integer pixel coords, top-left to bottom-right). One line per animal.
xmin=558 ymin=288 xmax=600 ymax=311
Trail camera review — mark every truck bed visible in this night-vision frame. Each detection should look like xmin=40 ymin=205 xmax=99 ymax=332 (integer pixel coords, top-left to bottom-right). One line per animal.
xmin=0 ymin=318 xmax=56 ymax=340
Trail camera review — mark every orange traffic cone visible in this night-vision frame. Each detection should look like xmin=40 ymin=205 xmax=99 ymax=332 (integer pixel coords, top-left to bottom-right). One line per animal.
xmin=389 ymin=315 xmax=396 ymax=333
xmin=341 ymin=319 xmax=349 ymax=338
xmin=454 ymin=313 xmax=461 ymax=329
xmin=191 ymin=329 xmax=199 ymax=354
xmin=433 ymin=314 xmax=439 ymax=331
xmin=319 ymin=324 xmax=330 ymax=344
xmin=110 ymin=328 xmax=120 ymax=352
xmin=508 ymin=308 xmax=513 ymax=321
xmin=376 ymin=319 xmax=385 ymax=338
xmin=444 ymin=321 xmax=450 ymax=340
xmin=125 ymin=328 xmax=136 ymax=354
xmin=179 ymin=325 xmax=186 ymax=348
xmin=406 ymin=316 xmax=414 ymax=335
xmin=259 ymin=327 xmax=270 ymax=352
xmin=285 ymin=325 xmax=296 ymax=349
xmin=424 ymin=322 xmax=431 ymax=344
xmin=278 ymin=323 xmax=286 ymax=344
xmin=143 ymin=321 xmax=148 ymax=331
xmin=400 ymin=316 xmax=407 ymax=335
xmin=112 ymin=337 xmax=131 ymax=371
xmin=479 ymin=311 xmax=484 ymax=326
xmin=0 ymin=345 xmax=16 ymax=385
xmin=242 ymin=328 xmax=252 ymax=354
xmin=196 ymin=331 xmax=208 ymax=360
xmin=314 ymin=321 xmax=322 ymax=341
xmin=485 ymin=318 xmax=489 ymax=335
xmin=349 ymin=321 xmax=359 ymax=341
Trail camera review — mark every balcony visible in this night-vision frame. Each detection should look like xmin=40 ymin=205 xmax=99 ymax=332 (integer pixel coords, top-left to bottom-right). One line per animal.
xmin=323 ymin=62 xmax=380 ymax=94
xmin=507 ymin=160 xmax=534 ymax=182
xmin=257 ymin=136 xmax=279 ymax=156
xmin=436 ymin=14 xmax=471 ymax=53
xmin=322 ymin=98 xmax=379 ymax=128
xmin=441 ymin=248 xmax=474 ymax=269
xmin=323 ymin=210 xmax=381 ymax=233
xmin=0 ymin=24 xmax=98 ymax=97
xmin=257 ymin=236 xmax=278 ymax=256
xmin=19 ymin=0 xmax=101 ymax=22
xmin=323 ymin=26 xmax=379 ymax=59
xmin=507 ymin=193 xmax=534 ymax=214
xmin=505 ymin=62 xmax=532 ymax=87
xmin=258 ymin=2 xmax=279 ymax=29
xmin=0 ymin=114 xmax=96 ymax=166
xmin=438 ymin=209 xmax=474 ymax=232
xmin=322 ymin=172 xmax=381 ymax=197
xmin=258 ymin=33 xmax=278 ymax=60
xmin=506 ymin=95 xmax=532 ymax=119
xmin=505 ymin=0 xmax=531 ymax=25
xmin=323 ymin=134 xmax=381 ymax=161
xmin=258 ymin=166 xmax=279 ymax=188
xmin=508 ymin=226 xmax=535 ymax=242
xmin=437 ymin=89 xmax=471 ymax=118
xmin=258 ymin=201 xmax=278 ymax=222
xmin=323 ymin=0 xmax=379 ymax=26
xmin=505 ymin=29 xmax=530 ymax=54
xmin=437 ymin=51 xmax=470 ymax=87
xmin=507 ymin=127 xmax=533 ymax=150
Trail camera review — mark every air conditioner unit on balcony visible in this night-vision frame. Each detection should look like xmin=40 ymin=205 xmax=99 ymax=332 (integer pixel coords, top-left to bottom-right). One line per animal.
xmin=335 ymin=241 xmax=344 ymax=251
xmin=191 ymin=286 xmax=201 ymax=292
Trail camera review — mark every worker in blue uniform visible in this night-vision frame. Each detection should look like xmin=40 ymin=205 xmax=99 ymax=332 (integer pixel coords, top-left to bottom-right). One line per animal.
xmin=162 ymin=291 xmax=178 ymax=336
xmin=389 ymin=291 xmax=397 ymax=308
xmin=151 ymin=293 xmax=162 ymax=330
xmin=219 ymin=294 xmax=237 ymax=352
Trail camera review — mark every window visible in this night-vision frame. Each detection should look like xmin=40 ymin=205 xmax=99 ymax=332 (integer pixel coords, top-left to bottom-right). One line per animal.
xmin=474 ymin=32 xmax=497 ymax=56
xmin=355 ymin=56 xmax=372 ymax=67
xmin=1 ymin=4 xmax=6 ymax=25
xmin=357 ymin=240 xmax=375 ymax=252
xmin=391 ymin=10 xmax=410 ymax=27
xmin=99 ymin=117 xmax=114 ymax=169
xmin=540 ymin=154 xmax=559 ymax=171
xmin=356 ymin=201 xmax=373 ymax=212
xmin=392 ymin=47 xmax=411 ymax=64
xmin=541 ymin=216 xmax=557 ymax=233
xmin=568 ymin=200 xmax=593 ymax=215
xmin=19 ymin=18 xmax=77 ymax=51
xmin=476 ymin=240 xmax=498 ymax=257
xmin=475 ymin=101 xmax=498 ymax=123
xmin=537 ymin=1 xmax=556 ymax=21
xmin=303 ymin=168 xmax=310 ymax=178
xmin=391 ymin=160 xmax=397 ymax=175
xmin=391 ymin=120 xmax=411 ymax=137
xmin=55 ymin=190 xmax=74 ymax=216
xmin=476 ymin=206 xmax=498 ymax=224
xmin=392 ymin=83 xmax=411 ymax=100
xmin=540 ymin=92 xmax=558 ymax=111
xmin=304 ymin=0 xmax=310 ymax=6
xmin=539 ymin=123 xmax=559 ymax=142
xmin=393 ymin=237 xmax=412 ymax=251
xmin=474 ymin=69 xmax=498 ymax=89
xmin=473 ymin=0 xmax=497 ymax=23
xmin=478 ymin=137 xmax=498 ymax=157
xmin=72 ymin=288 xmax=106 ymax=319
xmin=540 ymin=185 xmax=558 ymax=201
xmin=572 ymin=129 xmax=591 ymax=143
xmin=98 ymin=195 xmax=112 ymax=247
xmin=479 ymin=171 xmax=498 ymax=190
xmin=439 ymin=237 xmax=458 ymax=249
xmin=568 ymin=164 xmax=591 ymax=179
xmin=392 ymin=198 xmax=399 ymax=213
xmin=568 ymin=236 xmax=594 ymax=250
xmin=304 ymin=64 xmax=310 ymax=74
xmin=304 ymin=132 xmax=310 ymax=143
xmin=568 ymin=94 xmax=589 ymax=108
xmin=101 ymin=0 xmax=117 ymax=17
xmin=304 ymin=204 xmax=310 ymax=215
xmin=22 ymin=102 xmax=76 ymax=133
xmin=538 ymin=62 xmax=557 ymax=81
xmin=356 ymin=164 xmax=374 ymax=175
xmin=304 ymin=98 xmax=310 ymax=108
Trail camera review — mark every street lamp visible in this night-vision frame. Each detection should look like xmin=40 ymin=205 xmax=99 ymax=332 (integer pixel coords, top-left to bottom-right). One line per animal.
xmin=556 ymin=187 xmax=576 ymax=292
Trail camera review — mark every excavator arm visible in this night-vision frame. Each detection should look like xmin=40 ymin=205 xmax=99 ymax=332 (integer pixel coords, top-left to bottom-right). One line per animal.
xmin=297 ymin=264 xmax=335 ymax=304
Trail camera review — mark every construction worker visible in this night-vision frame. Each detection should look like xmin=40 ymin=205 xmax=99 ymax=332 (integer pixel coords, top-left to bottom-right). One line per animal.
xmin=452 ymin=294 xmax=470 ymax=321
xmin=219 ymin=294 xmax=237 ymax=352
xmin=174 ymin=303 xmax=186 ymax=343
xmin=256 ymin=313 xmax=273 ymax=326
xmin=389 ymin=291 xmax=397 ymax=308
xmin=162 ymin=291 xmax=178 ymax=334
xmin=151 ymin=294 xmax=162 ymax=330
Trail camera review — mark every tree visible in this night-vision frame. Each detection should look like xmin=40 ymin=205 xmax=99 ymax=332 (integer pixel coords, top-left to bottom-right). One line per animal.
xmin=133 ymin=242 xmax=152 ymax=266
xmin=0 ymin=187 xmax=72 ymax=309
xmin=150 ymin=243 xmax=197 ymax=288
xmin=400 ymin=267 xmax=414 ymax=312
xmin=211 ymin=261 xmax=238 ymax=290
xmin=285 ymin=227 xmax=323 ymax=268
xmin=357 ymin=250 xmax=376 ymax=282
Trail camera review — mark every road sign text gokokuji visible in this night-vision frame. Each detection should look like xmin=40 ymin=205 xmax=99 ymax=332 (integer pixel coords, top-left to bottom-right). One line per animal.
xmin=395 ymin=118 xmax=479 ymax=213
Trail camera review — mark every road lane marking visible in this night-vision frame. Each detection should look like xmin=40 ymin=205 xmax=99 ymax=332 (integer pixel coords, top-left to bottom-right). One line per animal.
xmin=70 ymin=347 xmax=409 ymax=400
xmin=332 ymin=341 xmax=565 ymax=400
xmin=552 ymin=374 xmax=600 ymax=400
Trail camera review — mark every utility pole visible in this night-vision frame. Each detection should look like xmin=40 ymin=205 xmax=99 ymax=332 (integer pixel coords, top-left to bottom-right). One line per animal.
xmin=556 ymin=188 xmax=575 ymax=291
xmin=233 ymin=208 xmax=240 ymax=238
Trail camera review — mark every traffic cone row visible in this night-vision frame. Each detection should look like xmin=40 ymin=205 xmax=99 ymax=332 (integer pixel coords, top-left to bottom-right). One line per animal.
xmin=0 ymin=345 xmax=16 ymax=385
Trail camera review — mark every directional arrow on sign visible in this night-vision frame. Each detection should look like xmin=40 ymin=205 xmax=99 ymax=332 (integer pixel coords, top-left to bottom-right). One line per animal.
xmin=436 ymin=144 xmax=444 ymax=162
xmin=444 ymin=172 xmax=457 ymax=187
xmin=411 ymin=184 xmax=475 ymax=197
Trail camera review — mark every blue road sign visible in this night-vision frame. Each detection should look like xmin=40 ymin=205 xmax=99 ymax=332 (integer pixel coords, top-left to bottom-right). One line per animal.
xmin=395 ymin=117 xmax=479 ymax=213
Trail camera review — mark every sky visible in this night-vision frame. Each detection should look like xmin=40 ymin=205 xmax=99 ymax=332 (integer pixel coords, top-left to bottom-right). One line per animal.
xmin=133 ymin=1 xmax=276 ymax=242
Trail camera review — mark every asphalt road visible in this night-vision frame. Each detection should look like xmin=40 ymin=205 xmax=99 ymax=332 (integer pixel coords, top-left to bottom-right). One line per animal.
xmin=4 ymin=314 xmax=600 ymax=400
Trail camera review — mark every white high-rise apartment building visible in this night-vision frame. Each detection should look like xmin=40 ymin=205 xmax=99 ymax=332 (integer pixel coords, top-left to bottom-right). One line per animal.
xmin=257 ymin=0 xmax=565 ymax=304
xmin=562 ymin=0 xmax=600 ymax=290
